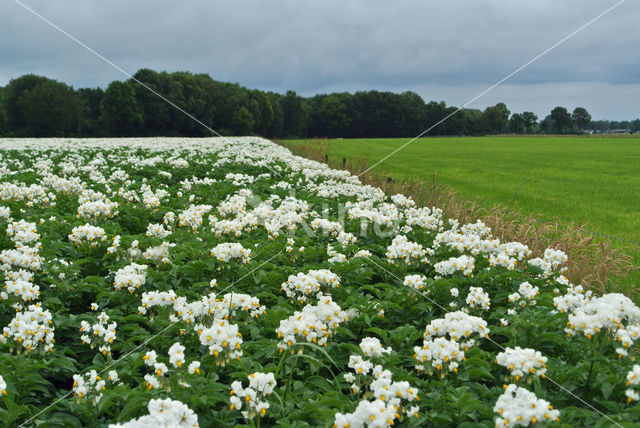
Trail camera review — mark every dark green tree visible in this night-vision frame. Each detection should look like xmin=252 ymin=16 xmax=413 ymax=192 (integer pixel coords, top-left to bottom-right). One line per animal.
xmin=266 ymin=92 xmax=284 ymax=137
xmin=0 ymin=87 xmax=6 ymax=135
xmin=539 ymin=115 xmax=553 ymax=134
xmin=131 ymin=69 xmax=171 ymax=136
xmin=397 ymin=91 xmax=426 ymax=136
xmin=16 ymin=79 xmax=82 ymax=137
xmin=572 ymin=107 xmax=591 ymax=130
xmin=164 ymin=72 xmax=216 ymax=137
xmin=521 ymin=111 xmax=538 ymax=134
xmin=247 ymin=90 xmax=273 ymax=136
xmin=459 ymin=109 xmax=484 ymax=135
xmin=3 ymin=74 xmax=50 ymax=135
xmin=101 ymin=81 xmax=143 ymax=136
xmin=77 ymin=87 xmax=104 ymax=136
xmin=4 ymin=74 xmax=83 ymax=136
xmin=281 ymin=90 xmax=305 ymax=137
xmin=509 ymin=113 xmax=526 ymax=134
xmin=423 ymin=101 xmax=449 ymax=135
xmin=231 ymin=106 xmax=254 ymax=135
xmin=317 ymin=94 xmax=351 ymax=137
xmin=550 ymin=106 xmax=573 ymax=134
xmin=482 ymin=102 xmax=510 ymax=134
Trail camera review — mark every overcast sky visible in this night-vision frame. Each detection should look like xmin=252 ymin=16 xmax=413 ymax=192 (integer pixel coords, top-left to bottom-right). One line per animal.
xmin=2 ymin=0 xmax=639 ymax=120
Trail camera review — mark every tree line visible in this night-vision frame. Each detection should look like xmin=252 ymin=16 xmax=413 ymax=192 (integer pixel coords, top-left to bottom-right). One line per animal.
xmin=0 ymin=69 xmax=637 ymax=138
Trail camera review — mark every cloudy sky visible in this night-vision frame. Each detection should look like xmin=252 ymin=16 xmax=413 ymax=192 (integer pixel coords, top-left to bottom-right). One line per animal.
xmin=2 ymin=0 xmax=639 ymax=120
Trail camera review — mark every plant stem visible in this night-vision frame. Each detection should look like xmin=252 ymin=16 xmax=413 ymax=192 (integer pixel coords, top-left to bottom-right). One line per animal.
xmin=273 ymin=349 xmax=288 ymax=382
xmin=583 ymin=339 xmax=596 ymax=391
xmin=284 ymin=347 xmax=302 ymax=399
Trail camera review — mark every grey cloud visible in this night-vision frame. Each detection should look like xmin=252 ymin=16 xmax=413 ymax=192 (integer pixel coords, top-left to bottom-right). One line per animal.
xmin=1 ymin=0 xmax=638 ymax=118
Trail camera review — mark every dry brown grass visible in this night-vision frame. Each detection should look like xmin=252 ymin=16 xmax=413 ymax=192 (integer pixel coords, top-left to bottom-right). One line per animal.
xmin=276 ymin=139 xmax=636 ymax=295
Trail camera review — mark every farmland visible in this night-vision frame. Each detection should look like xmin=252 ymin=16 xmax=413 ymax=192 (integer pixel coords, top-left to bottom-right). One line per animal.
xmin=284 ymin=136 xmax=640 ymax=291
xmin=284 ymin=136 xmax=640 ymax=246
xmin=0 ymin=137 xmax=639 ymax=427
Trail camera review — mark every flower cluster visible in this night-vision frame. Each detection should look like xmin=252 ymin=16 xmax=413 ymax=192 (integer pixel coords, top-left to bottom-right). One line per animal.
xmin=68 ymin=224 xmax=107 ymax=247
xmin=434 ymin=255 xmax=475 ymax=277
xmin=109 ymin=398 xmax=199 ymax=428
xmin=565 ymin=293 xmax=640 ymax=339
xmin=196 ymin=319 xmax=243 ymax=364
xmin=1 ymin=303 xmax=55 ymax=353
xmin=140 ymin=185 xmax=170 ymax=209
xmin=146 ymin=223 xmax=172 ymax=238
xmin=553 ymin=282 xmax=592 ymax=314
xmin=433 ymin=220 xmax=499 ymax=256
xmin=466 ymin=286 xmax=491 ymax=310
xmin=107 ymin=235 xmax=121 ymax=254
xmin=276 ymin=294 xmax=352 ymax=351
xmin=496 ymin=347 xmax=548 ymax=381
xmin=626 ymin=365 xmax=640 ymax=402
xmin=225 ymin=172 xmax=254 ymax=186
xmin=211 ymin=242 xmax=252 ymax=264
xmin=489 ymin=252 xmax=518 ymax=271
xmin=423 ymin=310 xmax=489 ymax=348
xmin=217 ymin=194 xmax=248 ymax=217
xmin=414 ymin=336 xmax=463 ymax=374
xmin=403 ymin=274 xmax=426 ymax=291
xmin=404 ymin=206 xmax=443 ymax=232
xmin=173 ymin=291 xmax=266 ymax=325
xmin=281 ymin=269 xmax=341 ymax=303
xmin=2 ymin=269 xmax=40 ymax=303
xmin=386 ymin=235 xmax=430 ymax=264
xmin=168 ymin=342 xmax=185 ymax=368
xmin=79 ymin=312 xmax=117 ymax=356
xmin=352 ymin=249 xmax=372 ymax=259
xmin=72 ymin=369 xmax=119 ymax=403
xmin=178 ymin=204 xmax=213 ymax=231
xmin=494 ymin=384 xmax=559 ymax=427
xmin=0 ymin=375 xmax=6 ymax=396
xmin=142 ymin=241 xmax=175 ymax=264
xmin=210 ymin=214 xmax=259 ymax=238
xmin=310 ymin=218 xmax=345 ymax=237
xmin=142 ymin=345 xmax=201 ymax=389
xmin=528 ymin=248 xmax=568 ymax=277
xmin=359 ymin=337 xmax=391 ymax=358
xmin=516 ymin=282 xmax=540 ymax=307
xmin=616 ymin=323 xmax=640 ymax=358
xmin=337 ymin=351 xmax=419 ymax=427
xmin=327 ymin=244 xmax=347 ymax=263
xmin=230 ymin=372 xmax=276 ymax=420
xmin=0 ymin=243 xmax=44 ymax=271
xmin=138 ymin=290 xmax=178 ymax=315
xmin=0 ymin=206 xmax=12 ymax=222
xmin=113 ymin=262 xmax=148 ymax=292
xmin=77 ymin=199 xmax=119 ymax=221
xmin=6 ymin=219 xmax=40 ymax=244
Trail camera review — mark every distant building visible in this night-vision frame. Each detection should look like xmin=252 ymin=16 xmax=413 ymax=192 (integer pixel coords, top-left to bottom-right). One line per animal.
xmin=607 ymin=129 xmax=631 ymax=134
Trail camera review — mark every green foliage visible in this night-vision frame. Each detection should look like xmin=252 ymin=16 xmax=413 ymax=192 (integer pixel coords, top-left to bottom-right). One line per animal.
xmin=550 ymin=106 xmax=574 ymax=134
xmin=572 ymin=107 xmax=592 ymax=130
xmin=101 ymin=81 xmax=144 ymax=136
xmin=482 ymin=102 xmax=510 ymax=134
xmin=231 ymin=106 xmax=255 ymax=135
xmin=0 ymin=70 xmax=631 ymax=139
xmin=2 ymin=74 xmax=82 ymax=137
xmin=0 ymin=140 xmax=638 ymax=427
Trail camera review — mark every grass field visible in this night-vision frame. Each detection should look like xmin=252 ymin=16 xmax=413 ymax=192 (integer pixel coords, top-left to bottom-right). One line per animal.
xmin=284 ymin=136 xmax=640 ymax=288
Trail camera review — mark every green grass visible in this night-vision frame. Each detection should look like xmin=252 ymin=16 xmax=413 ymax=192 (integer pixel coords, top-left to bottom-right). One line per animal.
xmin=285 ymin=136 xmax=640 ymax=286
